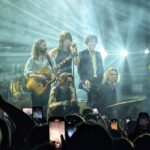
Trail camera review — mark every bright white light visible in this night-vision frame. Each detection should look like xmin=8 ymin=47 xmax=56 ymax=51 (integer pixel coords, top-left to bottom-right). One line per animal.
xmin=120 ymin=50 xmax=128 ymax=57
xmin=100 ymin=49 xmax=108 ymax=59
xmin=144 ymin=48 xmax=150 ymax=55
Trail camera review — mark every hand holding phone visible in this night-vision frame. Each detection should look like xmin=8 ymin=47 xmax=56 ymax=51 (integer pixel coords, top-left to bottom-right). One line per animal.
xmin=49 ymin=117 xmax=66 ymax=149
xmin=92 ymin=108 xmax=99 ymax=115
xmin=22 ymin=107 xmax=32 ymax=116
xmin=66 ymin=120 xmax=76 ymax=138
xmin=137 ymin=112 xmax=150 ymax=132
xmin=32 ymin=107 xmax=43 ymax=120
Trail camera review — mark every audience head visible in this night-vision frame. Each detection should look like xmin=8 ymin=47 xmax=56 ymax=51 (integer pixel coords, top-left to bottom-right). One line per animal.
xmin=26 ymin=124 xmax=49 ymax=149
xmin=0 ymin=129 xmax=2 ymax=145
xmin=124 ymin=119 xmax=137 ymax=135
xmin=134 ymin=133 xmax=150 ymax=150
xmin=0 ymin=118 xmax=11 ymax=149
xmin=66 ymin=122 xmax=113 ymax=150
xmin=84 ymin=113 xmax=98 ymax=124
xmin=136 ymin=112 xmax=150 ymax=135
xmin=82 ymin=107 xmax=93 ymax=118
xmin=31 ymin=142 xmax=55 ymax=150
xmin=66 ymin=114 xmax=85 ymax=124
xmin=113 ymin=137 xmax=134 ymax=150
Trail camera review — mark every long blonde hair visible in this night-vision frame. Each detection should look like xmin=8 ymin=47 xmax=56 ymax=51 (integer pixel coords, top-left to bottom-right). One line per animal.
xmin=103 ymin=68 xmax=120 ymax=83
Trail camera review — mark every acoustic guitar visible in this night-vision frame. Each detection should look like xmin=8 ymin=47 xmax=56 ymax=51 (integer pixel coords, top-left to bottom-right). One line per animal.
xmin=26 ymin=66 xmax=55 ymax=95
xmin=26 ymin=53 xmax=77 ymax=95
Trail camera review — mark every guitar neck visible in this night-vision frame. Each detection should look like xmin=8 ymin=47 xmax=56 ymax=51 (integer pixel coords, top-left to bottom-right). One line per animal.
xmin=56 ymin=53 xmax=77 ymax=68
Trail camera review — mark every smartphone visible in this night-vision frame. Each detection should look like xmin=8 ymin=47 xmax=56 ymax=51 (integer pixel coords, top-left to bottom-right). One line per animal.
xmin=66 ymin=120 xmax=77 ymax=138
xmin=49 ymin=117 xmax=66 ymax=149
xmin=125 ymin=117 xmax=131 ymax=124
xmin=22 ymin=107 xmax=32 ymax=116
xmin=92 ymin=108 xmax=99 ymax=115
xmin=126 ymin=118 xmax=130 ymax=124
xmin=110 ymin=119 xmax=118 ymax=130
xmin=32 ymin=107 xmax=43 ymax=121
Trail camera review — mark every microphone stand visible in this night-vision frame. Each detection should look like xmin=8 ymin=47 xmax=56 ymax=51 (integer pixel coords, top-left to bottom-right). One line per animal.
xmin=71 ymin=46 xmax=78 ymax=102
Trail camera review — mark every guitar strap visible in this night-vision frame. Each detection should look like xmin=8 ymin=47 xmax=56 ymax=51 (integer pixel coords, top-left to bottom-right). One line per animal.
xmin=46 ymin=54 xmax=57 ymax=85
xmin=46 ymin=54 xmax=53 ymax=68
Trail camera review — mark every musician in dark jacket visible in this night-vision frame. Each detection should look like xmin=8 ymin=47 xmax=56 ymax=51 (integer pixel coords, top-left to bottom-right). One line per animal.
xmin=24 ymin=38 xmax=52 ymax=120
xmin=77 ymin=35 xmax=104 ymax=106
xmin=96 ymin=68 xmax=119 ymax=119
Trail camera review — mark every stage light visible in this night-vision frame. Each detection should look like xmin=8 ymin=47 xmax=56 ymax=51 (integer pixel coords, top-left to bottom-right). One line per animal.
xmin=100 ymin=49 xmax=108 ymax=59
xmin=120 ymin=50 xmax=128 ymax=57
xmin=144 ymin=48 xmax=150 ymax=55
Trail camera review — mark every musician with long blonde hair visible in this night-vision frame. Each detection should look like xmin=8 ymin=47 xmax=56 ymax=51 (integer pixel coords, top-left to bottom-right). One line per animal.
xmin=96 ymin=68 xmax=119 ymax=119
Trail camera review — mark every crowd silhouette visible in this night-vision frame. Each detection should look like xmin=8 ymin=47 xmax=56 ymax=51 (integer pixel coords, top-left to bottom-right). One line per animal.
xmin=1 ymin=94 xmax=150 ymax=150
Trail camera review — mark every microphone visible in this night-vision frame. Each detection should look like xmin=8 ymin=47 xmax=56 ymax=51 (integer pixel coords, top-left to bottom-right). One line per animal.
xmin=71 ymin=42 xmax=77 ymax=48
xmin=70 ymin=42 xmax=78 ymax=55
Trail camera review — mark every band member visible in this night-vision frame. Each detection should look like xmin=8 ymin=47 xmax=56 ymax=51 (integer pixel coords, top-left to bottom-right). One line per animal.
xmin=48 ymin=31 xmax=78 ymax=76
xmin=96 ymin=68 xmax=119 ymax=119
xmin=77 ymin=35 xmax=104 ymax=106
xmin=24 ymin=38 xmax=53 ymax=120
xmin=49 ymin=72 xmax=79 ymax=116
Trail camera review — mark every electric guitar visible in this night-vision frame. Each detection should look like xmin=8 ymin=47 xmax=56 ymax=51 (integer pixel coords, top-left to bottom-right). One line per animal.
xmin=53 ymin=52 xmax=78 ymax=75
xmin=26 ymin=53 xmax=78 ymax=95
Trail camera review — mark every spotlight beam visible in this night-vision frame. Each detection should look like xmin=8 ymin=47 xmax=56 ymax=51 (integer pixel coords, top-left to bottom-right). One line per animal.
xmin=3 ymin=0 xmax=61 ymax=32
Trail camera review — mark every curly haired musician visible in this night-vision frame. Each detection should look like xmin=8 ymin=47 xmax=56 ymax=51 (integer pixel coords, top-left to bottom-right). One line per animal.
xmin=48 ymin=31 xmax=78 ymax=75
xmin=77 ymin=35 xmax=104 ymax=107
xmin=49 ymin=72 xmax=79 ymax=116
xmin=24 ymin=38 xmax=53 ymax=120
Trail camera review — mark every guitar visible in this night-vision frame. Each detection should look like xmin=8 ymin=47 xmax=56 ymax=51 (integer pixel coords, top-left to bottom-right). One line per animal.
xmin=26 ymin=67 xmax=55 ymax=95
xmin=26 ymin=53 xmax=78 ymax=95
xmin=53 ymin=52 xmax=78 ymax=75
